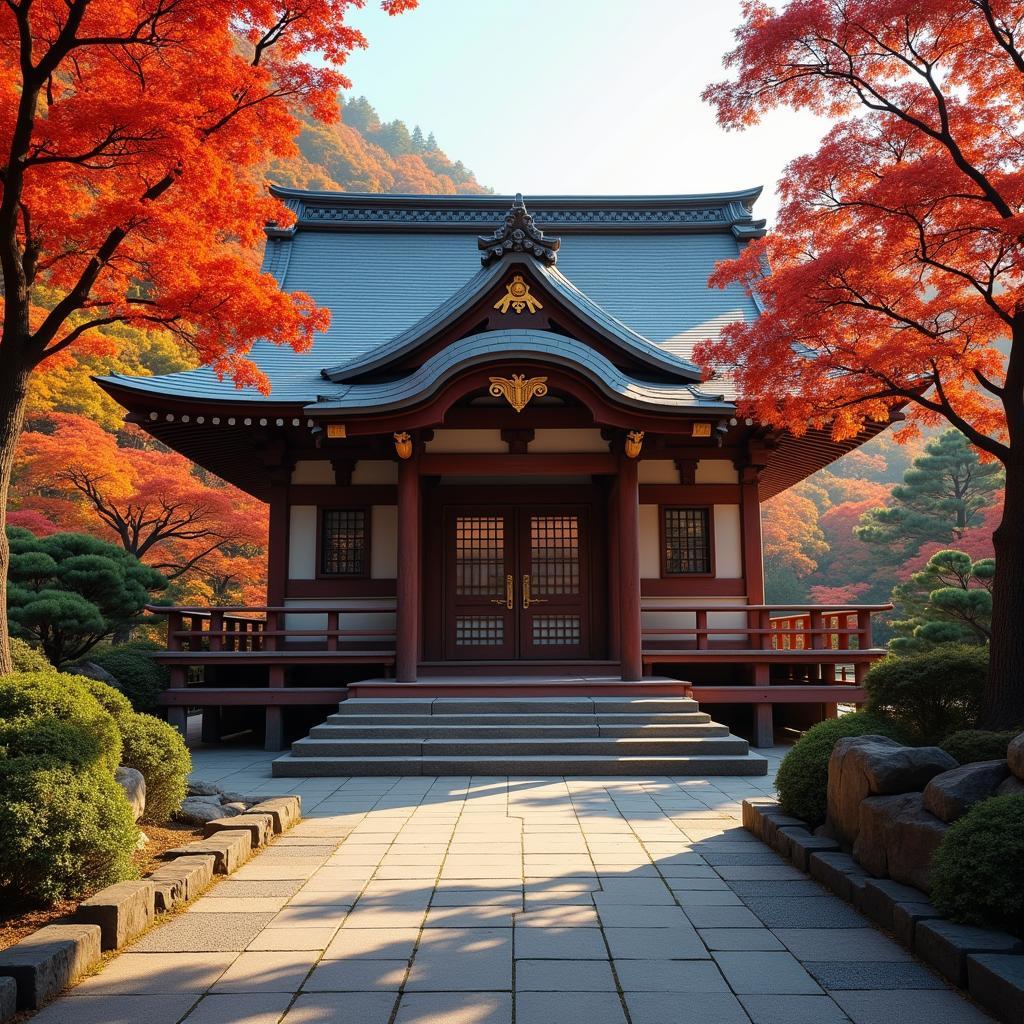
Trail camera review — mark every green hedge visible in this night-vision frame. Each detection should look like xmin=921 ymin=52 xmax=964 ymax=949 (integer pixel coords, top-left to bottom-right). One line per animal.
xmin=776 ymin=712 xmax=905 ymax=826
xmin=10 ymin=637 xmax=51 ymax=673
xmin=930 ymin=794 xmax=1024 ymax=937
xmin=940 ymin=730 xmax=1017 ymax=765
xmin=0 ymin=670 xmax=139 ymax=904
xmin=0 ymin=670 xmax=121 ymax=772
xmin=865 ymin=645 xmax=987 ymax=744
xmin=119 ymin=712 xmax=191 ymax=823
xmin=82 ymin=642 xmax=168 ymax=714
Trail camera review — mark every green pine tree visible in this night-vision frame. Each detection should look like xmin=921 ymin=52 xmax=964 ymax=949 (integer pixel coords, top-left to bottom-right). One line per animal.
xmin=856 ymin=430 xmax=1003 ymax=558
xmin=889 ymin=549 xmax=994 ymax=654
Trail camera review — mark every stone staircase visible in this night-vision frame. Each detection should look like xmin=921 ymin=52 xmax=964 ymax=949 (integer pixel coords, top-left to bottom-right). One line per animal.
xmin=271 ymin=695 xmax=768 ymax=776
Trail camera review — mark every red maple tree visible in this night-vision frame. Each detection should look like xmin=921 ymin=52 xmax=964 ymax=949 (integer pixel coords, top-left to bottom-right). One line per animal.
xmin=0 ymin=0 xmax=416 ymax=672
xmin=701 ymin=0 xmax=1024 ymax=726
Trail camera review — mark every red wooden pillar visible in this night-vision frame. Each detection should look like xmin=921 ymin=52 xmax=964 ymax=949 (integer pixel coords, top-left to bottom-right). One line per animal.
xmin=607 ymin=478 xmax=621 ymax=662
xmin=617 ymin=454 xmax=642 ymax=681
xmin=396 ymin=454 xmax=421 ymax=682
xmin=266 ymin=484 xmax=289 ymax=605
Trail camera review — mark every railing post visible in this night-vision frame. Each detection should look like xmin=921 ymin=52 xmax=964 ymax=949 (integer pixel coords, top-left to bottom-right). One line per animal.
xmin=209 ymin=610 xmax=224 ymax=652
xmin=264 ymin=609 xmax=278 ymax=652
xmin=166 ymin=665 xmax=187 ymax=738
xmin=327 ymin=610 xmax=340 ymax=652
xmin=696 ymin=609 xmax=708 ymax=651
xmin=167 ymin=611 xmax=182 ymax=652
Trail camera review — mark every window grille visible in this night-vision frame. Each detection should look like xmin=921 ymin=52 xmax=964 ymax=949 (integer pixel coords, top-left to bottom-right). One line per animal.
xmin=663 ymin=507 xmax=711 ymax=575
xmin=321 ymin=508 xmax=368 ymax=576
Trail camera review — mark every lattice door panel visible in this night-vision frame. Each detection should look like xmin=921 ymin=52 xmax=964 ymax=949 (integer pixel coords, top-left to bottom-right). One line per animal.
xmin=454 ymin=516 xmax=505 ymax=598
xmin=529 ymin=515 xmax=581 ymax=596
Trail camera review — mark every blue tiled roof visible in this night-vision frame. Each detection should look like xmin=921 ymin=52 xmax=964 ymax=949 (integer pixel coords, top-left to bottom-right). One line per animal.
xmin=97 ymin=191 xmax=761 ymax=407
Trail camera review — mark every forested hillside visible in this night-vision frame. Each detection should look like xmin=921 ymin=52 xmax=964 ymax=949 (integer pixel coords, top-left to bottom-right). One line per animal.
xmin=9 ymin=97 xmax=487 ymax=607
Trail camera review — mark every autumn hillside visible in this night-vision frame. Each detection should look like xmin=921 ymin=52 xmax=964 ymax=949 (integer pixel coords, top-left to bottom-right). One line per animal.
xmin=10 ymin=97 xmax=488 ymax=608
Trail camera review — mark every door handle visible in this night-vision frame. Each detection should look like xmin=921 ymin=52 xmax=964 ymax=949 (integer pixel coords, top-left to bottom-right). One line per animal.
xmin=490 ymin=574 xmax=514 ymax=610
xmin=522 ymin=574 xmax=547 ymax=609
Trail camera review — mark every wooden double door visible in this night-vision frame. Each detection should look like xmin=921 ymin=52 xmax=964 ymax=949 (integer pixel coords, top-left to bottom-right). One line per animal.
xmin=441 ymin=504 xmax=597 ymax=661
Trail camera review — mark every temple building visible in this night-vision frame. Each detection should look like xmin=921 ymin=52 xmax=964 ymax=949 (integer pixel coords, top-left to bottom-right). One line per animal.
xmin=99 ymin=189 xmax=889 ymax=772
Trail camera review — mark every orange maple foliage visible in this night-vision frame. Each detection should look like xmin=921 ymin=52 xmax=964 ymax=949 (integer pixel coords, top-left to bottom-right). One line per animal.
xmin=761 ymin=489 xmax=827 ymax=578
xmin=702 ymin=0 xmax=1024 ymax=726
xmin=0 ymin=0 xmax=416 ymax=670
xmin=16 ymin=414 xmax=267 ymax=598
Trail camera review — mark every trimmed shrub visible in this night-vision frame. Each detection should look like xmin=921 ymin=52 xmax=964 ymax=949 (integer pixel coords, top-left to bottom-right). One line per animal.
xmin=119 ymin=712 xmax=191 ymax=823
xmin=83 ymin=642 xmax=169 ymax=713
xmin=10 ymin=637 xmax=52 ymax=673
xmin=776 ymin=712 xmax=905 ymax=826
xmin=940 ymin=730 xmax=1017 ymax=765
xmin=930 ymin=794 xmax=1024 ymax=937
xmin=865 ymin=645 xmax=987 ymax=744
xmin=0 ymin=671 xmax=121 ymax=772
xmin=0 ymin=758 xmax=138 ymax=904
xmin=76 ymin=676 xmax=134 ymax=723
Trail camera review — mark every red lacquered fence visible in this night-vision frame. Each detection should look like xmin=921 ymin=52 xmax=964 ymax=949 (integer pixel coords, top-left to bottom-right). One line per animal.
xmin=147 ymin=602 xmax=890 ymax=750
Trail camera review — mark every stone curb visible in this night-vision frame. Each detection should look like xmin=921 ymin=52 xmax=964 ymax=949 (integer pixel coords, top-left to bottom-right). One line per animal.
xmin=0 ymin=793 xmax=302 ymax=1020
xmin=202 ymin=812 xmax=275 ymax=849
xmin=743 ymin=798 xmax=1024 ymax=1024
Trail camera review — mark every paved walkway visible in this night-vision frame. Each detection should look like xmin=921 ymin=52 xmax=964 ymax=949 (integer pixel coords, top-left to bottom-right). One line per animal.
xmin=33 ymin=746 xmax=992 ymax=1024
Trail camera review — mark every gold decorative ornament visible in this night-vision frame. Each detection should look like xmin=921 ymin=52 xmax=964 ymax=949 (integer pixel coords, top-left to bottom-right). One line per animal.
xmin=488 ymin=374 xmax=549 ymax=413
xmin=393 ymin=431 xmax=413 ymax=460
xmin=494 ymin=274 xmax=543 ymax=315
xmin=326 ymin=423 xmax=347 ymax=439
xmin=692 ymin=422 xmax=712 ymax=438
xmin=625 ymin=430 xmax=645 ymax=459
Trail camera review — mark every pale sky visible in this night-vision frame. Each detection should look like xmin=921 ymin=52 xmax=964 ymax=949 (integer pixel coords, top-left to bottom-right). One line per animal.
xmin=341 ymin=0 xmax=832 ymax=225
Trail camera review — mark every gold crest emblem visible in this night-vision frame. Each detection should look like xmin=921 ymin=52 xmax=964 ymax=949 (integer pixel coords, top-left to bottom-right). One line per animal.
xmin=494 ymin=274 xmax=543 ymax=315
xmin=488 ymin=374 xmax=549 ymax=413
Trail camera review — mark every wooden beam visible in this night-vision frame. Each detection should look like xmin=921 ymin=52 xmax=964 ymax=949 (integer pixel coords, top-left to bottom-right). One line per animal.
xmin=266 ymin=484 xmax=288 ymax=605
xmin=161 ymin=688 xmax=349 ymax=706
xmin=418 ymin=453 xmax=617 ymax=476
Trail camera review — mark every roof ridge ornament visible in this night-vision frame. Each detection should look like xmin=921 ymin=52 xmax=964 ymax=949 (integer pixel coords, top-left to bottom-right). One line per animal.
xmin=478 ymin=193 xmax=561 ymax=267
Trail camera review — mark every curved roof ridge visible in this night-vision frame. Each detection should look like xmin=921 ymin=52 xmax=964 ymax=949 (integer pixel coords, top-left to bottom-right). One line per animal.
xmin=309 ymin=329 xmax=731 ymax=417
xmin=322 ymin=253 xmax=704 ymax=384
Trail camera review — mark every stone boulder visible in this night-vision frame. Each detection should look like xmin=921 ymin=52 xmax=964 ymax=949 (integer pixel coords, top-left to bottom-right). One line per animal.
xmin=923 ymin=760 xmax=1010 ymax=823
xmin=66 ymin=662 xmax=119 ymax=688
xmin=176 ymin=797 xmax=229 ymax=825
xmin=826 ymin=736 xmax=956 ymax=847
xmin=187 ymin=782 xmax=222 ymax=797
xmin=853 ymin=792 xmax=948 ymax=893
xmin=997 ymin=775 xmax=1024 ymax=797
xmin=1008 ymin=732 xmax=1024 ymax=781
xmin=114 ymin=767 xmax=146 ymax=823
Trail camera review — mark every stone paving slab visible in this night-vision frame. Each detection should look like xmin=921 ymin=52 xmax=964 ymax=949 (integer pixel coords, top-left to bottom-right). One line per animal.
xmin=30 ymin=746 xmax=999 ymax=1024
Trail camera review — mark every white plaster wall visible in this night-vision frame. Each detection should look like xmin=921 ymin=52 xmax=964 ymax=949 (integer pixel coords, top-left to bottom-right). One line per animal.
xmin=425 ymin=429 xmax=505 ymax=453
xmin=639 ymin=504 xmax=661 ymax=578
xmin=639 ymin=460 xmax=680 ymax=484
xmin=287 ymin=505 xmax=317 ymax=580
xmin=290 ymin=460 xmax=335 ymax=485
xmin=641 ymin=598 xmax=748 ymax=643
xmin=352 ymin=460 xmax=398 ymax=484
xmin=695 ymin=460 xmax=739 ymax=484
xmin=530 ymin=428 xmax=609 ymax=452
xmin=714 ymin=505 xmax=743 ymax=578
xmin=283 ymin=599 xmax=396 ymax=641
xmin=371 ymin=505 xmax=398 ymax=579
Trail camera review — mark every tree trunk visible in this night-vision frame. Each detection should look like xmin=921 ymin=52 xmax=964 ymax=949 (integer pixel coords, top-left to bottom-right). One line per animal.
xmin=0 ymin=355 xmax=30 ymax=676
xmin=984 ymin=452 xmax=1024 ymax=729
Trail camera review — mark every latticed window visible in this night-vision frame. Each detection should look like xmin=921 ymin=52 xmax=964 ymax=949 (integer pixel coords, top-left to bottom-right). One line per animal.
xmin=320 ymin=508 xmax=368 ymax=576
xmin=662 ymin=507 xmax=711 ymax=575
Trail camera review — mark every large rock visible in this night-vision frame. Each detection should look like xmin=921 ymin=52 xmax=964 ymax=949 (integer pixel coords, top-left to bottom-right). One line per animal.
xmin=826 ymin=736 xmax=956 ymax=847
xmin=114 ymin=766 xmax=146 ymax=823
xmin=66 ymin=662 xmax=119 ymax=688
xmin=1008 ymin=733 xmax=1024 ymax=781
xmin=853 ymin=792 xmax=948 ymax=892
xmin=923 ymin=760 xmax=1010 ymax=823
xmin=187 ymin=782 xmax=223 ymax=797
xmin=997 ymin=775 xmax=1024 ymax=797
xmin=176 ymin=797 xmax=229 ymax=825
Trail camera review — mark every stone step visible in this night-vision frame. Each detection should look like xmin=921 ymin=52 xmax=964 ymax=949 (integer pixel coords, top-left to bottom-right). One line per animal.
xmin=289 ymin=735 xmax=750 ymax=757
xmin=334 ymin=696 xmax=702 ymax=716
xmin=323 ymin=712 xmax=712 ymax=726
xmin=272 ymin=752 xmax=769 ymax=777
xmin=308 ymin=722 xmax=730 ymax=739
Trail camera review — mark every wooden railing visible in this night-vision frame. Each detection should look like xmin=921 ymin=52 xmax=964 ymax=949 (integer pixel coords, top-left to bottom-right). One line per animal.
xmin=153 ymin=605 xmax=397 ymax=655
